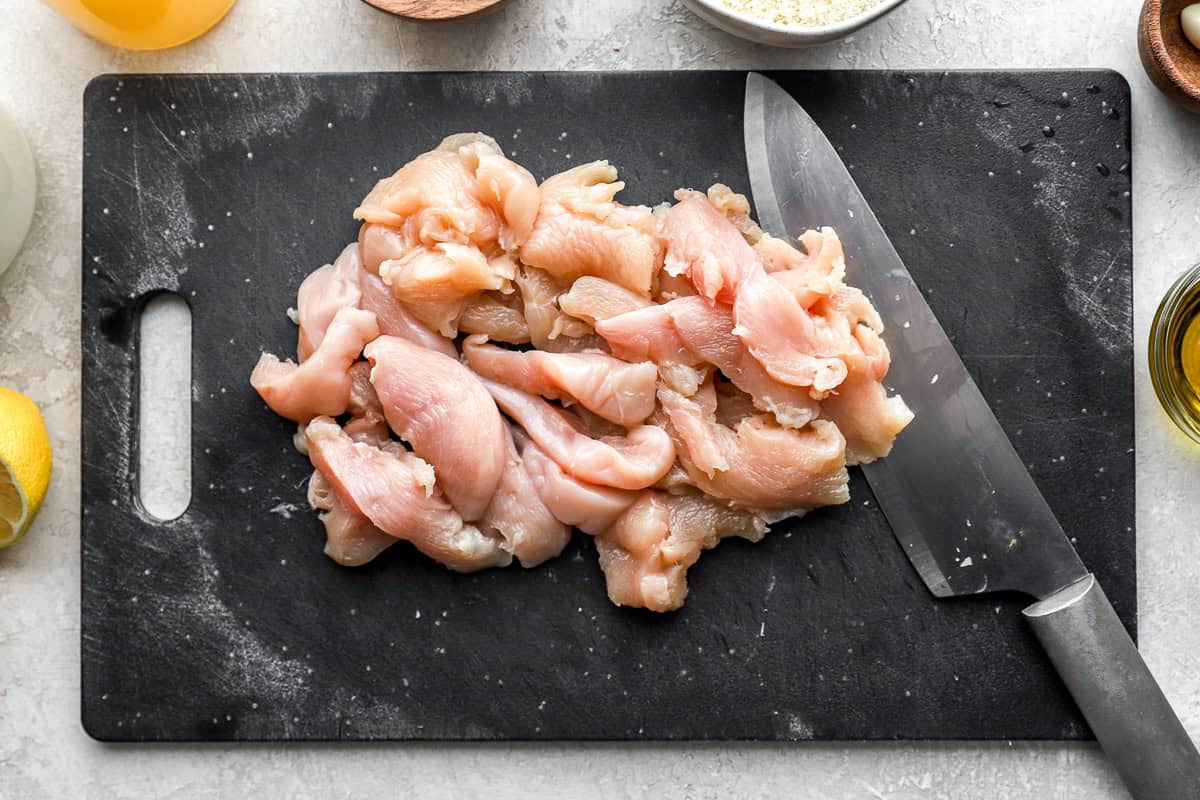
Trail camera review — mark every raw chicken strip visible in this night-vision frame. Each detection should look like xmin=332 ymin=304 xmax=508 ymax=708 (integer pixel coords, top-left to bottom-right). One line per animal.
xmin=593 ymin=302 xmax=708 ymax=396
xmin=595 ymin=492 xmax=765 ymax=612
xmin=667 ymin=296 xmax=820 ymax=429
xmin=478 ymin=426 xmax=572 ymax=567
xmin=296 ymin=243 xmax=363 ymax=362
xmin=358 ymin=222 xmax=409 ymax=276
xmin=513 ymin=266 xmax=600 ymax=352
xmin=345 ymin=362 xmax=388 ymax=445
xmin=662 ymin=189 xmax=758 ymax=305
xmin=652 ymin=461 xmax=699 ymax=496
xmin=343 ymin=416 xmax=391 ymax=447
xmin=700 ymin=184 xmax=846 ymax=314
xmin=821 ymin=370 xmax=914 ymax=465
xmin=463 ymin=335 xmax=657 ymax=426
xmin=481 ymin=378 xmax=675 ymax=491
xmin=758 ymin=228 xmax=846 ymax=307
xmin=457 ymin=292 xmax=531 ymax=344
xmin=705 ymin=183 xmax=763 ymax=244
xmin=358 ymin=268 xmax=459 ymax=359
xmin=365 ymin=335 xmax=507 ymax=521
xmin=354 ymin=133 xmax=538 ymax=252
xmin=308 ymin=469 xmax=396 ymax=567
xmin=251 ymin=307 xmax=380 ymax=423
xmin=515 ymin=430 xmax=638 ymax=535
xmin=559 ymin=275 xmax=652 ymax=326
xmin=653 ymin=270 xmax=698 ymax=303
xmin=354 ymin=145 xmax=489 ymax=236
xmin=657 ymin=380 xmax=850 ymax=511
xmin=473 ymin=143 xmax=542 ymax=250
xmin=817 ymin=323 xmax=911 ymax=464
xmin=814 ymin=283 xmax=885 ymax=343
xmin=346 ymin=362 xmax=384 ymax=424
xmin=520 ymin=161 xmax=663 ymax=295
xmin=736 ymin=270 xmax=853 ymax=393
xmin=665 ymin=191 xmax=852 ymax=393
xmin=380 ymin=243 xmax=515 ymax=337
xmin=305 ymin=417 xmax=509 ymax=572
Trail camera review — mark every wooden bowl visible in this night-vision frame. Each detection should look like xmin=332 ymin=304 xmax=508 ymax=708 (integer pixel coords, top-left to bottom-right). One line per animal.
xmin=361 ymin=0 xmax=511 ymax=21
xmin=1138 ymin=0 xmax=1200 ymax=113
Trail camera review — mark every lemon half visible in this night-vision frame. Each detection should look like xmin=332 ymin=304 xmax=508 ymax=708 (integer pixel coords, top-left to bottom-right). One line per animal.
xmin=0 ymin=387 xmax=52 ymax=547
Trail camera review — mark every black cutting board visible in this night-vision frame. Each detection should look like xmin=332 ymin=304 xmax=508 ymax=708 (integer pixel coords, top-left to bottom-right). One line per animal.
xmin=81 ymin=71 xmax=1135 ymax=742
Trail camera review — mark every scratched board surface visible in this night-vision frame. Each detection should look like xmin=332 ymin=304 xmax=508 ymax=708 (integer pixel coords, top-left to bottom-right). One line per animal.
xmin=81 ymin=71 xmax=1134 ymax=741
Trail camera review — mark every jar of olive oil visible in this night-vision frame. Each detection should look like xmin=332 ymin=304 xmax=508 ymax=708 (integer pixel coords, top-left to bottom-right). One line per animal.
xmin=41 ymin=0 xmax=237 ymax=51
xmin=1150 ymin=263 xmax=1200 ymax=443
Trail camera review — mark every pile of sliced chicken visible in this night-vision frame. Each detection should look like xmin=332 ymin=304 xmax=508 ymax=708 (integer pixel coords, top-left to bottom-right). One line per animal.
xmin=250 ymin=133 xmax=913 ymax=612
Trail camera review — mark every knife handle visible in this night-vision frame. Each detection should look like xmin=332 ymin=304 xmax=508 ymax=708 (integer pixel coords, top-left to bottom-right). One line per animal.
xmin=1024 ymin=574 xmax=1200 ymax=799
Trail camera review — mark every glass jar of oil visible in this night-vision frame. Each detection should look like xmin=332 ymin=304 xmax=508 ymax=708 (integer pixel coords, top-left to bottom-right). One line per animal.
xmin=41 ymin=0 xmax=237 ymax=51
xmin=1150 ymin=263 xmax=1200 ymax=443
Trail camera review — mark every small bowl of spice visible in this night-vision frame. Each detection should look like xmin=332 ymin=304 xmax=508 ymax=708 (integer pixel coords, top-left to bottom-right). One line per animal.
xmin=683 ymin=0 xmax=909 ymax=46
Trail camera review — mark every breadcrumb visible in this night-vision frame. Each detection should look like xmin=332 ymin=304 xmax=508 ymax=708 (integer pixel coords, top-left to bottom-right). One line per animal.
xmin=723 ymin=0 xmax=882 ymax=27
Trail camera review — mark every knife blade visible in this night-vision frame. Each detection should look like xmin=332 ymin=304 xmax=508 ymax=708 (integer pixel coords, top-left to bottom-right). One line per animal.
xmin=743 ymin=71 xmax=1200 ymax=799
xmin=743 ymin=71 xmax=1086 ymax=602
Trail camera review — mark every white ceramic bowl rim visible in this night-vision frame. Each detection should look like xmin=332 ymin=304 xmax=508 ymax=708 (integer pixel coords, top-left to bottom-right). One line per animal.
xmin=689 ymin=0 xmax=906 ymax=36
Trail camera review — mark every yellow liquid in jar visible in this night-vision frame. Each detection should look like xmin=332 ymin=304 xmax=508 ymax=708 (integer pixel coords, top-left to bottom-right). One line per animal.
xmin=42 ymin=0 xmax=236 ymax=50
xmin=1151 ymin=270 xmax=1200 ymax=443
xmin=1180 ymin=311 xmax=1200 ymax=414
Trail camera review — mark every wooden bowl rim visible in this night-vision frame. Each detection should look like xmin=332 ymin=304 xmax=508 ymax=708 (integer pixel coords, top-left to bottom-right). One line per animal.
xmin=361 ymin=0 xmax=508 ymax=20
xmin=1141 ymin=0 xmax=1200 ymax=102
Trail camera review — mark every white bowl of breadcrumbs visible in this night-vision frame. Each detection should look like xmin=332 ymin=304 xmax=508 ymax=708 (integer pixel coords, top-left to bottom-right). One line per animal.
xmin=684 ymin=0 xmax=909 ymax=46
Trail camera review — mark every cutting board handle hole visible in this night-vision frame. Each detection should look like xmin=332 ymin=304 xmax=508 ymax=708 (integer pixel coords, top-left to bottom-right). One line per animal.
xmin=138 ymin=292 xmax=192 ymax=522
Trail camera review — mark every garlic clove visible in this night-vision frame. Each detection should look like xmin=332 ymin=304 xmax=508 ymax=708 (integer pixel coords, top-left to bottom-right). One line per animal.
xmin=1184 ymin=4 xmax=1200 ymax=50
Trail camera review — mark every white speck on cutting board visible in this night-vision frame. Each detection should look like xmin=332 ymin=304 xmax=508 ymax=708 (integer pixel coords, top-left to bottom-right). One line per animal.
xmin=268 ymin=502 xmax=298 ymax=519
xmin=960 ymin=556 xmax=974 ymax=567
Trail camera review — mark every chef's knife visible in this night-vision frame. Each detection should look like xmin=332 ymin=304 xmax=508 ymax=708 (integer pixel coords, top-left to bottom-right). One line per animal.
xmin=744 ymin=72 xmax=1200 ymax=799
